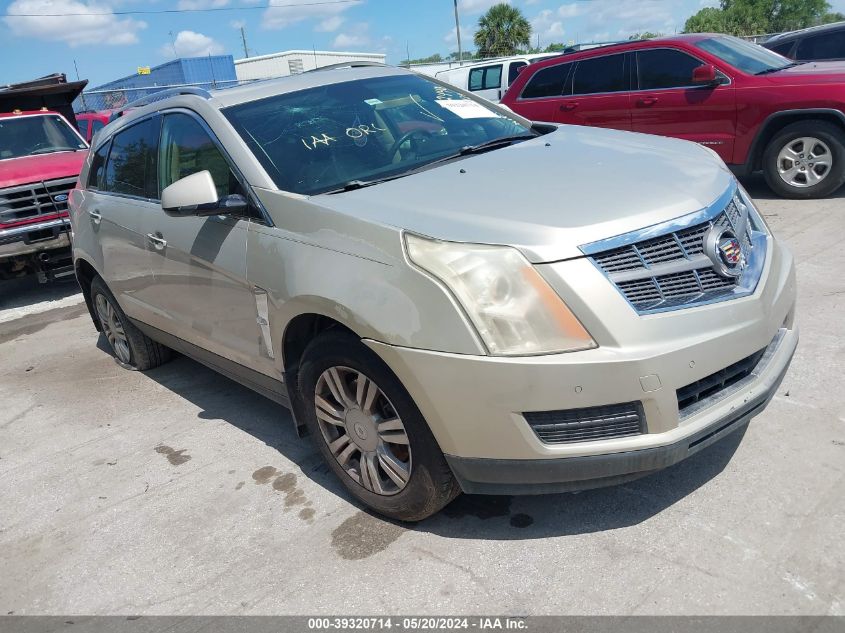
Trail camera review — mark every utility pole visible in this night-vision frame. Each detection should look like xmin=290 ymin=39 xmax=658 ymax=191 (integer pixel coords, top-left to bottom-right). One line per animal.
xmin=169 ymin=30 xmax=177 ymax=57
xmin=406 ymin=41 xmax=410 ymax=67
xmin=453 ymin=0 xmax=463 ymax=65
xmin=240 ymin=26 xmax=249 ymax=58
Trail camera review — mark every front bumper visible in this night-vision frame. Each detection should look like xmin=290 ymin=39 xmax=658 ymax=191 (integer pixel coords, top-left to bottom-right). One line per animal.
xmin=0 ymin=217 xmax=71 ymax=259
xmin=366 ymin=235 xmax=797 ymax=494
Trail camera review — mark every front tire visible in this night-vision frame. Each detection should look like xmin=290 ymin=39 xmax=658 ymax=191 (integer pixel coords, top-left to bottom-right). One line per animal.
xmin=298 ymin=331 xmax=459 ymax=521
xmin=762 ymin=120 xmax=845 ymax=199
xmin=90 ymin=276 xmax=171 ymax=371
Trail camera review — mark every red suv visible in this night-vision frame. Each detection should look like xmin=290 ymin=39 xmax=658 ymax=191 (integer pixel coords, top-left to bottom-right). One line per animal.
xmin=502 ymin=34 xmax=845 ymax=199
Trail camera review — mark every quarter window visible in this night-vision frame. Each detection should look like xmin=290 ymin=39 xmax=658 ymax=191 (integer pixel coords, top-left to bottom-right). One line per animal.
xmin=571 ymin=54 xmax=627 ymax=95
xmin=520 ymin=63 xmax=572 ymax=99
xmin=768 ymin=41 xmax=795 ymax=57
xmin=87 ymin=142 xmax=110 ymax=190
xmin=637 ymin=49 xmax=705 ymax=90
xmin=158 ymin=113 xmax=242 ymax=199
xmin=469 ymin=65 xmax=503 ymax=91
xmin=78 ymin=119 xmax=90 ymax=140
xmin=102 ymin=117 xmax=160 ymax=199
xmin=796 ymin=32 xmax=845 ymax=60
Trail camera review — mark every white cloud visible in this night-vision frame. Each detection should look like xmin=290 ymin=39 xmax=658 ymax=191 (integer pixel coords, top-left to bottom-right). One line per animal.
xmin=531 ymin=9 xmax=564 ymax=43
xmin=161 ymin=30 xmax=225 ymax=57
xmin=556 ymin=2 xmax=586 ymax=19
xmin=230 ymin=19 xmax=245 ymax=29
xmin=3 ymin=0 xmax=146 ymax=46
xmin=315 ymin=14 xmax=343 ymax=32
xmin=444 ymin=23 xmax=476 ymax=47
xmin=261 ymin=0 xmax=361 ymax=30
xmin=176 ymin=0 xmax=227 ymax=9
xmin=458 ymin=0 xmax=509 ymax=14
xmin=581 ymin=0 xmax=680 ymax=37
xmin=332 ymin=21 xmax=369 ymax=49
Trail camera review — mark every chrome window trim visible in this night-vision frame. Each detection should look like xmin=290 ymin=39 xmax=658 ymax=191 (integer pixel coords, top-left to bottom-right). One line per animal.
xmin=580 ymin=183 xmax=769 ymax=315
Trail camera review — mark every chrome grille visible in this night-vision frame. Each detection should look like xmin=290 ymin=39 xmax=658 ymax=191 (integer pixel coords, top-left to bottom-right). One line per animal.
xmin=0 ymin=177 xmax=76 ymax=226
xmin=523 ymin=402 xmax=643 ymax=444
xmin=584 ymin=190 xmax=766 ymax=314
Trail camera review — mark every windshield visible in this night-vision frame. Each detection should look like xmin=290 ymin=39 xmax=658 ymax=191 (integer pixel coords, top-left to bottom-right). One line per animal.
xmin=695 ymin=35 xmax=796 ymax=74
xmin=0 ymin=114 xmax=87 ymax=160
xmin=223 ymin=74 xmax=534 ymax=195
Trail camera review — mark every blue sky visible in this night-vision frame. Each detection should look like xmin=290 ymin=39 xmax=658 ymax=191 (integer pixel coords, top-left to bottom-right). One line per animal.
xmin=3 ymin=0 xmax=845 ymax=87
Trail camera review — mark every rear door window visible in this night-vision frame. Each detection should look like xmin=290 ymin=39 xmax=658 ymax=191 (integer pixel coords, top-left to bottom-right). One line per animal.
xmin=637 ymin=49 xmax=704 ymax=90
xmin=78 ymin=119 xmax=90 ymax=140
xmin=508 ymin=61 xmax=527 ymax=86
xmin=468 ymin=65 xmax=503 ymax=91
xmin=796 ymin=32 xmax=845 ymax=60
xmin=102 ymin=117 xmax=160 ymax=199
xmin=571 ymin=54 xmax=628 ymax=95
xmin=520 ymin=62 xmax=572 ymax=99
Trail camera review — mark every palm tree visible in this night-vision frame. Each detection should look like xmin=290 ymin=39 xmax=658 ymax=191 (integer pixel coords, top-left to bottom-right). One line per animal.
xmin=473 ymin=3 xmax=532 ymax=58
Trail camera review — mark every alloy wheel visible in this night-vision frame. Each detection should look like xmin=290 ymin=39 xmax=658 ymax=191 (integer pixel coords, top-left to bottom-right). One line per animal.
xmin=776 ymin=136 xmax=833 ymax=188
xmin=95 ymin=293 xmax=131 ymax=364
xmin=314 ymin=366 xmax=412 ymax=496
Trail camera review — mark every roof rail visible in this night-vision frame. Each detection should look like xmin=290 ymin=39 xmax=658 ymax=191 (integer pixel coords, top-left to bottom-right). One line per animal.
xmin=308 ymin=61 xmax=388 ymax=73
xmin=116 ymin=86 xmax=211 ymax=115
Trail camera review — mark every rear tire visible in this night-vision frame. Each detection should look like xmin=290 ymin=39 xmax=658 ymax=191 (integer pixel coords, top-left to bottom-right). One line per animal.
xmin=298 ymin=331 xmax=459 ymax=521
xmin=762 ymin=120 xmax=845 ymax=199
xmin=90 ymin=276 xmax=171 ymax=371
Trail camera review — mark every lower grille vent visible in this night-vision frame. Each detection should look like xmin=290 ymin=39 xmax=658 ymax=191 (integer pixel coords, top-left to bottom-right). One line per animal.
xmin=523 ymin=402 xmax=643 ymax=444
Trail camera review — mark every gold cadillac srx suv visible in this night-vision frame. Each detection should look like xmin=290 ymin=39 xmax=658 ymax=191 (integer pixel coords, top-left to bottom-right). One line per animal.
xmin=69 ymin=64 xmax=798 ymax=520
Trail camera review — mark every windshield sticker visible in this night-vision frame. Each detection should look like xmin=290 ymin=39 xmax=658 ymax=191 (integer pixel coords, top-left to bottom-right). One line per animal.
xmin=364 ymin=98 xmax=382 ymax=106
xmin=434 ymin=85 xmax=462 ymax=100
xmin=436 ymin=99 xmax=500 ymax=119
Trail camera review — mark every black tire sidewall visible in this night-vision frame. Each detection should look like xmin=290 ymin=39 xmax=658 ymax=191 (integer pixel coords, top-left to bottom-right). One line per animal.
xmin=763 ymin=121 xmax=845 ymax=199
xmin=298 ymin=332 xmax=457 ymax=521
xmin=90 ymin=276 xmax=138 ymax=369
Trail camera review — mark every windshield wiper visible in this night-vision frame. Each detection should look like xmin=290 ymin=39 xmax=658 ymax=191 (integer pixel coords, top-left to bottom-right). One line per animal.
xmin=756 ymin=62 xmax=805 ymax=75
xmin=455 ymin=134 xmax=538 ymax=156
xmin=29 ymin=147 xmax=83 ymax=155
xmin=322 ymin=134 xmax=537 ymax=195
xmin=323 ymin=174 xmax=409 ymax=194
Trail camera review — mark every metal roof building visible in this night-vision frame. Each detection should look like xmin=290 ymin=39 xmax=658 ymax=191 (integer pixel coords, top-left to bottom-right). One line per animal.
xmin=77 ymin=56 xmax=237 ymax=112
xmin=234 ymin=50 xmax=386 ymax=81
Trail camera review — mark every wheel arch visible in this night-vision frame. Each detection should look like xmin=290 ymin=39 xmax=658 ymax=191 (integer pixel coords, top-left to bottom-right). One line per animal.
xmin=747 ymin=108 xmax=845 ymax=172
xmin=74 ymin=256 xmax=102 ymax=332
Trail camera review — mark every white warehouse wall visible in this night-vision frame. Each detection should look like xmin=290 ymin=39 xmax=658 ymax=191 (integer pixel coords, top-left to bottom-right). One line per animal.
xmin=234 ymin=50 xmax=387 ymax=81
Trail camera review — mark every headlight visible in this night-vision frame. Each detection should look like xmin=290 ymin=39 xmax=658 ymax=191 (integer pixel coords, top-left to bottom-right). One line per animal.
xmin=404 ymin=233 xmax=596 ymax=356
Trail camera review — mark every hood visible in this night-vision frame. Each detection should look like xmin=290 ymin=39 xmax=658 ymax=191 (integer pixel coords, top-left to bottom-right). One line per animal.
xmin=311 ymin=125 xmax=734 ymax=262
xmin=0 ymin=151 xmax=86 ymax=189
xmin=764 ymin=60 xmax=845 ymax=83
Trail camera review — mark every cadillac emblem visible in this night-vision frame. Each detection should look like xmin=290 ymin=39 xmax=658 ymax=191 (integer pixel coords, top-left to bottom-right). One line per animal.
xmin=705 ymin=226 xmax=745 ymax=278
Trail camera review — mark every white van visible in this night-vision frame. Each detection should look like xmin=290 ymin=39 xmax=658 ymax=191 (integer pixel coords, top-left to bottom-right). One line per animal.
xmin=434 ymin=54 xmax=559 ymax=102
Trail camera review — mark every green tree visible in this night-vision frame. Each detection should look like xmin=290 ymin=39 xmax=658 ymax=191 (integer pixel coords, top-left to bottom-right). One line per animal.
xmin=684 ymin=0 xmax=841 ymax=36
xmin=628 ymin=31 xmax=662 ymax=40
xmin=473 ymin=3 xmax=532 ymax=58
xmin=544 ymin=42 xmax=566 ymax=52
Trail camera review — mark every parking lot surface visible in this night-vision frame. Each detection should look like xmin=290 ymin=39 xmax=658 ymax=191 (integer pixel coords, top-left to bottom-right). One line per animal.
xmin=0 ymin=178 xmax=843 ymax=615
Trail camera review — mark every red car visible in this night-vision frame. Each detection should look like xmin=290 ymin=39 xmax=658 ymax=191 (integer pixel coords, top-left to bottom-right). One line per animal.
xmin=0 ymin=109 xmax=88 ymax=281
xmin=502 ymin=34 xmax=845 ymax=198
xmin=75 ymin=110 xmax=112 ymax=143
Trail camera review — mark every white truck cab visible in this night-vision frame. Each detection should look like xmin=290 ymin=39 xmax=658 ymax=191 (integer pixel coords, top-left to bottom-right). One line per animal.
xmin=434 ymin=54 xmax=559 ymax=102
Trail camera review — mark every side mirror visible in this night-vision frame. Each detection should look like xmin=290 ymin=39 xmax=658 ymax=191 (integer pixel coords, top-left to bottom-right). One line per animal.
xmin=692 ymin=64 xmax=719 ymax=86
xmin=161 ymin=170 xmax=248 ymax=217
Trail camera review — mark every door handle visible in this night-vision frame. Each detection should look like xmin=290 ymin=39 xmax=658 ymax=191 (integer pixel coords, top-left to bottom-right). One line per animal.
xmin=146 ymin=233 xmax=167 ymax=250
xmin=637 ymin=97 xmax=659 ymax=107
xmin=559 ymin=101 xmax=579 ymax=111
xmin=88 ymin=210 xmax=102 ymax=224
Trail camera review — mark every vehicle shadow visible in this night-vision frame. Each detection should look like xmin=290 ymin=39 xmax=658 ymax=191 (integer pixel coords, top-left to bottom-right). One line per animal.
xmin=129 ymin=346 xmax=746 ymax=539
xmin=0 ymin=275 xmax=80 ymax=311
xmin=738 ymin=173 xmax=845 ymax=201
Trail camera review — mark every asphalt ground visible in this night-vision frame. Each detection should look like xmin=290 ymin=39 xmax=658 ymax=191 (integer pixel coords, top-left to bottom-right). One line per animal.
xmin=0 ymin=176 xmax=843 ymax=615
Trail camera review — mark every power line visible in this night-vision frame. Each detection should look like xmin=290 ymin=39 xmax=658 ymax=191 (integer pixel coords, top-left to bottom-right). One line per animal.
xmin=5 ymin=0 xmax=358 ymax=17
